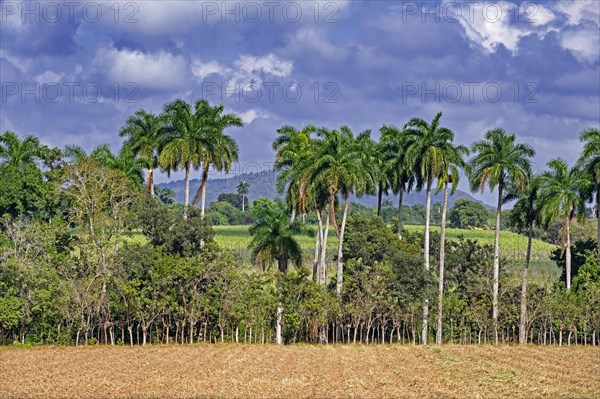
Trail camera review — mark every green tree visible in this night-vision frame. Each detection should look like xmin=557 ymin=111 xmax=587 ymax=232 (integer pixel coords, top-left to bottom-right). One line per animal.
xmin=237 ymin=181 xmax=250 ymax=212
xmin=448 ymin=199 xmax=489 ymax=229
xmin=403 ymin=111 xmax=457 ymax=345
xmin=468 ymin=127 xmax=534 ymax=343
xmin=577 ymin=127 xmax=600 ymax=249
xmin=119 ymin=110 xmax=163 ymax=196
xmin=0 ymin=131 xmax=42 ymax=169
xmin=538 ymin=159 xmax=590 ymax=290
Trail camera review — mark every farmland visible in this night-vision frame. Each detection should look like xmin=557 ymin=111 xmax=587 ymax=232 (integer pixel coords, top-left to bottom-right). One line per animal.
xmin=1 ymin=344 xmax=598 ymax=399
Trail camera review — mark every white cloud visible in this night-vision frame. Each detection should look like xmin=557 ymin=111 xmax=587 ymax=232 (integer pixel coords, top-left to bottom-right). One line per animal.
xmin=553 ymin=0 xmax=600 ymax=25
xmin=239 ymin=108 xmax=269 ymax=124
xmin=93 ymin=46 xmax=189 ymax=91
xmin=285 ymin=28 xmax=348 ymax=61
xmin=191 ymin=58 xmax=229 ymax=80
xmin=234 ymin=54 xmax=293 ymax=78
xmin=558 ymin=25 xmax=600 ymax=63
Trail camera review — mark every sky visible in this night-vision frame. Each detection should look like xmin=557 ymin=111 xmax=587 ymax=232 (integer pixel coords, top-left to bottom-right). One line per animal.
xmin=1 ymin=0 xmax=599 ymax=205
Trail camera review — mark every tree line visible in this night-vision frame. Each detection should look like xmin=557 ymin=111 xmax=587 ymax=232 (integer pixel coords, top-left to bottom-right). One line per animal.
xmin=0 ymin=99 xmax=599 ymax=346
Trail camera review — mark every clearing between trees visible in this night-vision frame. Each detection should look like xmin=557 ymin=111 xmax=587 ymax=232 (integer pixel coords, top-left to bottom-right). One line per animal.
xmin=1 ymin=344 xmax=598 ymax=399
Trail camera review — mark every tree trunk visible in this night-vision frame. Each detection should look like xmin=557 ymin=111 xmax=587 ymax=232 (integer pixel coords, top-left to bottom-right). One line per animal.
xmin=200 ymin=165 xmax=210 ymax=218
xmin=596 ymin=188 xmax=600 ymax=251
xmin=147 ymin=167 xmax=155 ymax=196
xmin=290 ymin=207 xmax=296 ymax=224
xmin=320 ymin=209 xmax=330 ymax=286
xmin=183 ymin=163 xmax=190 ymax=220
xmin=242 ymin=195 xmax=245 ymax=212
xmin=377 ymin=184 xmax=383 ymax=216
xmin=336 ymin=192 xmax=350 ymax=296
xmin=519 ymin=223 xmax=533 ymax=344
xmin=329 ymin=193 xmax=339 ymax=237
xmin=436 ymin=182 xmax=449 ymax=346
xmin=276 ymin=306 xmax=283 ymax=345
xmin=313 ymin=208 xmax=322 ymax=283
xmin=492 ymin=184 xmax=503 ymax=344
xmin=397 ymin=185 xmax=404 ymax=240
xmin=422 ymin=179 xmax=432 ymax=345
xmin=566 ymin=216 xmax=572 ymax=290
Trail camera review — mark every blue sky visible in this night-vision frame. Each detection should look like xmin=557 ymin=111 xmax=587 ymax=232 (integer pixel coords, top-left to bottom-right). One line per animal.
xmin=1 ymin=0 xmax=599 ymax=204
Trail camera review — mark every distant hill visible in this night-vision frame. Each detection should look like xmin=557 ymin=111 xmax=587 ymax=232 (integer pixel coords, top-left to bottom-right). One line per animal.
xmin=157 ymin=170 xmax=493 ymax=210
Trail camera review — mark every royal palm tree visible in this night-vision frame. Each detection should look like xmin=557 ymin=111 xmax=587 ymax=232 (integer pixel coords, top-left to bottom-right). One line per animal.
xmin=577 ymin=127 xmax=600 ymax=248
xmin=380 ymin=125 xmax=415 ymax=239
xmin=0 ymin=131 xmax=41 ymax=169
xmin=468 ymin=128 xmax=534 ymax=343
xmin=508 ymin=176 xmax=542 ymax=344
xmin=159 ymin=99 xmax=204 ymax=220
xmin=249 ymin=199 xmax=302 ymax=345
xmin=119 ymin=109 xmax=163 ymax=196
xmin=237 ymin=180 xmax=249 ymax=212
xmin=538 ymin=159 xmax=590 ymax=290
xmin=191 ymin=101 xmax=243 ymax=218
xmin=435 ymin=143 xmax=468 ymax=346
xmin=403 ymin=111 xmax=457 ymax=345
xmin=309 ymin=126 xmax=374 ymax=296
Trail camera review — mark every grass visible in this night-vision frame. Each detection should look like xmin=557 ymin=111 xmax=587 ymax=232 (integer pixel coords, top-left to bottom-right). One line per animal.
xmin=1 ymin=344 xmax=598 ymax=399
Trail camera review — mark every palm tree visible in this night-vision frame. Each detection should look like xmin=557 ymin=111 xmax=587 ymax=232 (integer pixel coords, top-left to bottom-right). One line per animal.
xmin=237 ymin=180 xmax=249 ymax=212
xmin=577 ymin=127 xmax=600 ymax=249
xmin=468 ymin=128 xmax=534 ymax=343
xmin=435 ymin=143 xmax=468 ymax=346
xmin=538 ymin=159 xmax=589 ymax=290
xmin=0 ymin=131 xmax=41 ymax=169
xmin=158 ymin=99 xmax=204 ymax=220
xmin=119 ymin=109 xmax=162 ymax=196
xmin=249 ymin=199 xmax=302 ymax=345
xmin=380 ymin=125 xmax=415 ymax=239
xmin=403 ymin=111 xmax=457 ymax=345
xmin=190 ymin=101 xmax=243 ymax=218
xmin=308 ymin=126 xmax=374 ymax=296
xmin=508 ymin=176 xmax=541 ymax=344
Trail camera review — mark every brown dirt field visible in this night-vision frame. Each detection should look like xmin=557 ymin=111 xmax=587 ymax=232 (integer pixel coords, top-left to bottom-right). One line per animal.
xmin=0 ymin=344 xmax=599 ymax=399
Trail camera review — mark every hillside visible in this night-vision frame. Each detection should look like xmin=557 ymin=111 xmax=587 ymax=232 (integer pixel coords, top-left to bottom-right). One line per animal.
xmin=157 ymin=170 xmax=493 ymax=209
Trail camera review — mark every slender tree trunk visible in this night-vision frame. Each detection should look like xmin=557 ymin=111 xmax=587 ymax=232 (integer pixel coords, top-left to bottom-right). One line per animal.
xmin=320 ymin=209 xmax=330 ymax=286
xmin=436 ymin=182 xmax=449 ymax=346
xmin=566 ymin=217 xmax=572 ymax=290
xmin=200 ymin=165 xmax=209 ymax=218
xmin=422 ymin=179 xmax=432 ymax=345
xmin=242 ymin=195 xmax=245 ymax=212
xmin=276 ymin=306 xmax=283 ymax=345
xmin=519 ymin=223 xmax=533 ymax=344
xmin=147 ymin=167 xmax=155 ymax=196
xmin=377 ymin=184 xmax=383 ymax=216
xmin=336 ymin=192 xmax=350 ymax=296
xmin=290 ymin=207 xmax=296 ymax=224
xmin=329 ymin=193 xmax=339 ymax=237
xmin=313 ymin=208 xmax=322 ymax=283
xmin=397 ymin=186 xmax=404 ymax=240
xmin=183 ymin=163 xmax=190 ymax=220
xmin=492 ymin=184 xmax=503 ymax=344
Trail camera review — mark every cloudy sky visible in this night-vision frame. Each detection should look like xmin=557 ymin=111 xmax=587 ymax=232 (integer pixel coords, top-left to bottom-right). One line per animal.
xmin=1 ymin=0 xmax=599 ymax=204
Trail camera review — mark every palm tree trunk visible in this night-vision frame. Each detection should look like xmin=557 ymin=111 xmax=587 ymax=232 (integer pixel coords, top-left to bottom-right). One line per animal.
xmin=336 ymin=192 xmax=350 ymax=296
xmin=436 ymin=182 xmax=448 ymax=346
xmin=492 ymin=184 xmax=503 ymax=344
xmin=329 ymin=193 xmax=340 ymax=237
xmin=397 ymin=185 xmax=404 ymax=240
xmin=290 ymin=207 xmax=296 ymax=224
xmin=422 ymin=179 xmax=432 ymax=345
xmin=183 ymin=163 xmax=190 ymax=220
xmin=313 ymin=206 xmax=323 ymax=283
xmin=200 ymin=165 xmax=209 ymax=218
xmin=519 ymin=223 xmax=533 ymax=344
xmin=242 ymin=195 xmax=245 ymax=212
xmin=377 ymin=184 xmax=383 ymax=216
xmin=596 ymin=187 xmax=599 ymax=250
xmin=320 ymin=209 xmax=330 ymax=286
xmin=147 ymin=167 xmax=155 ymax=196
xmin=566 ymin=216 xmax=572 ymax=290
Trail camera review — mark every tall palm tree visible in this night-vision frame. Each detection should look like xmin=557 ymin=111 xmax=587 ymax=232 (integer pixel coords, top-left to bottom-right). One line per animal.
xmin=119 ymin=109 xmax=162 ymax=196
xmin=380 ymin=125 xmax=415 ymax=239
xmin=158 ymin=99 xmax=204 ymax=220
xmin=403 ymin=111 xmax=456 ymax=345
xmin=435 ymin=143 xmax=468 ymax=346
xmin=468 ymin=128 xmax=534 ymax=343
xmin=0 ymin=131 xmax=41 ymax=169
xmin=249 ymin=199 xmax=302 ymax=345
xmin=191 ymin=101 xmax=243 ymax=218
xmin=508 ymin=176 xmax=541 ymax=344
xmin=237 ymin=180 xmax=249 ymax=212
xmin=538 ymin=159 xmax=589 ymax=290
xmin=577 ymin=127 xmax=600 ymax=249
xmin=309 ymin=126 xmax=374 ymax=296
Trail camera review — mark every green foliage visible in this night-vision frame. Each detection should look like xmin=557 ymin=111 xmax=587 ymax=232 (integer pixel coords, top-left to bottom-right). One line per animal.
xmin=448 ymin=199 xmax=489 ymax=229
xmin=217 ymin=193 xmax=248 ymax=211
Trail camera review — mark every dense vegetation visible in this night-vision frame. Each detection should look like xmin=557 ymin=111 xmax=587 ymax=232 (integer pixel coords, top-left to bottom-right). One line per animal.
xmin=0 ymin=100 xmax=599 ymax=347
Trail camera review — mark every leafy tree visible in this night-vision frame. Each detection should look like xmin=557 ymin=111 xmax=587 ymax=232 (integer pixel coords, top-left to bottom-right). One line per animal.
xmin=538 ymin=159 xmax=590 ymax=290
xmin=217 ymin=193 xmax=246 ymax=210
xmin=448 ymin=199 xmax=489 ymax=229
xmin=577 ymin=127 xmax=600 ymax=248
xmin=119 ymin=110 xmax=163 ymax=196
xmin=0 ymin=131 xmax=42 ymax=169
xmin=155 ymin=187 xmax=176 ymax=204
xmin=468 ymin=127 xmax=534 ymax=343
xmin=237 ymin=181 xmax=250 ymax=212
